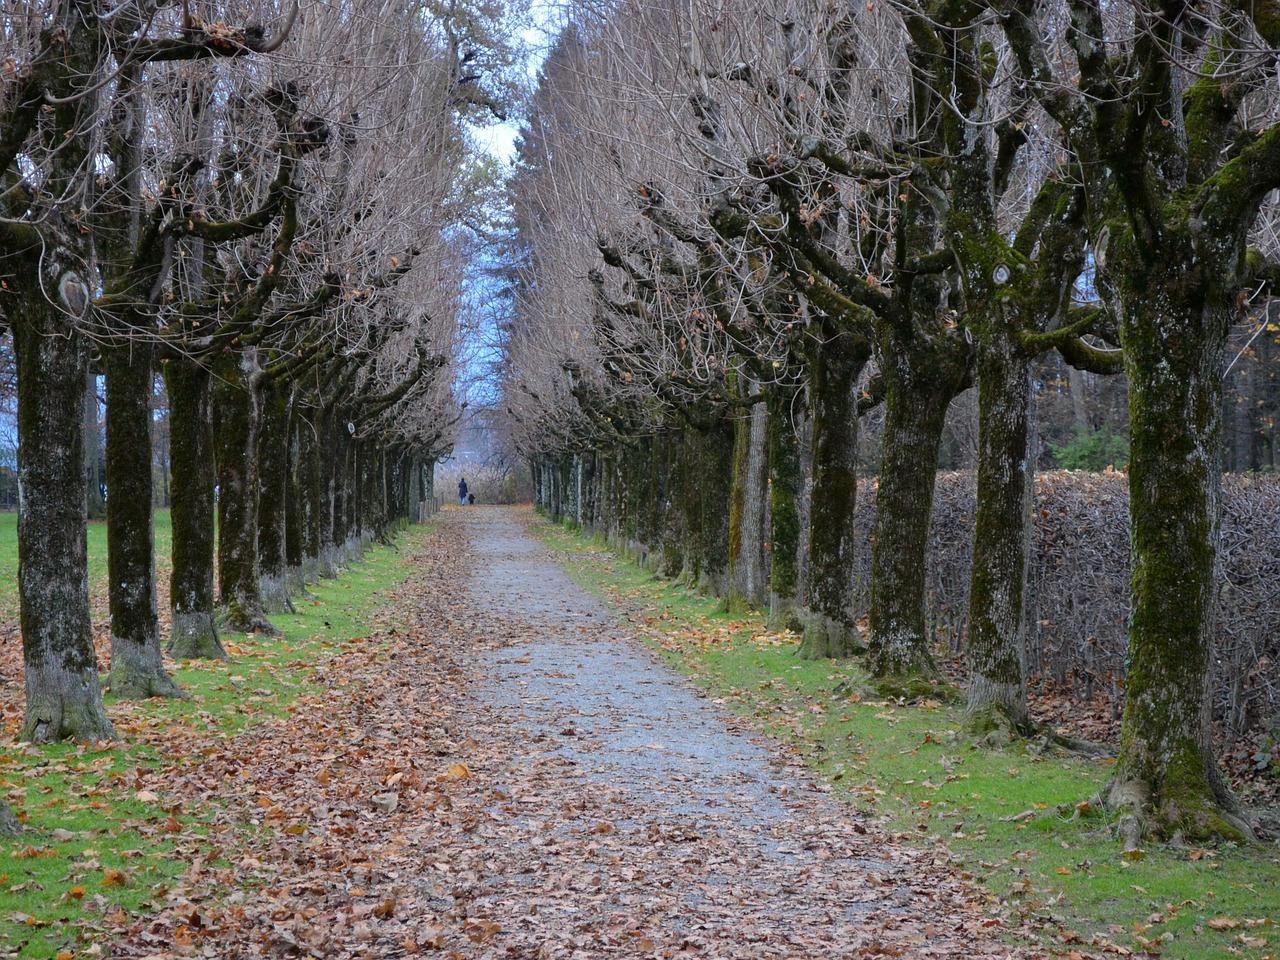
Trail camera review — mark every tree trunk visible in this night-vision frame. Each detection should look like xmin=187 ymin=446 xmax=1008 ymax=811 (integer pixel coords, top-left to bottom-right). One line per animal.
xmin=697 ymin=416 xmax=735 ymax=595
xmin=105 ymin=343 xmax=183 ymax=699
xmin=728 ymin=381 xmax=769 ymax=610
xmin=964 ymin=328 xmax=1032 ymax=733
xmin=664 ymin=445 xmax=691 ymax=579
xmin=285 ymin=406 xmax=311 ymax=596
xmin=214 ymin=351 xmax=279 ymax=635
xmin=257 ymin=378 xmax=295 ymax=615
xmin=164 ymin=357 xmax=225 ymax=659
xmin=660 ymin=434 xmax=686 ymax=578
xmin=1108 ymin=250 xmax=1250 ymax=842
xmin=867 ymin=344 xmax=961 ymax=686
xmin=14 ymin=304 xmax=116 ymax=743
xmin=767 ymin=382 xmax=804 ymax=630
xmin=800 ymin=327 xmax=868 ymax=658
xmin=315 ymin=408 xmax=339 ymax=578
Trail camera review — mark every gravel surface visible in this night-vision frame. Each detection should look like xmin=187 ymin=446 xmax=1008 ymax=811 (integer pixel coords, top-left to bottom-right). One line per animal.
xmin=440 ymin=506 xmax=1028 ymax=958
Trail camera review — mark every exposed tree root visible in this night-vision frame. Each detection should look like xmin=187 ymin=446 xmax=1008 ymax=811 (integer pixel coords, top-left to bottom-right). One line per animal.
xmin=219 ymin=601 xmax=282 ymax=637
xmin=0 ymin=800 xmax=22 ymax=837
xmin=1001 ymin=778 xmax=1257 ymax=847
xmin=967 ymin=704 xmax=1113 ymax=757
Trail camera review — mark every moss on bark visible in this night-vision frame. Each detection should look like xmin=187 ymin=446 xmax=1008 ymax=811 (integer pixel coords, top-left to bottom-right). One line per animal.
xmin=214 ymin=351 xmax=280 ymax=636
xmin=799 ymin=324 xmax=868 ymax=659
xmin=964 ymin=324 xmax=1032 ymax=730
xmin=867 ymin=329 xmax=965 ymax=681
xmin=1106 ymin=222 xmax=1252 ymax=842
xmin=257 ymin=378 xmax=296 ymax=615
xmin=164 ymin=357 xmax=224 ymax=659
xmin=13 ymin=290 xmax=117 ymax=744
xmin=766 ymin=382 xmax=804 ymax=631
xmin=105 ymin=343 xmax=184 ymax=700
xmin=698 ymin=415 xmax=736 ymax=595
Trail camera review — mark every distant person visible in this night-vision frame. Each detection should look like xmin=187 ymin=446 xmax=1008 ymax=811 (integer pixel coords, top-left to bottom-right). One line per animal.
xmin=467 ymin=492 xmax=475 ymax=506
xmin=458 ymin=476 xmax=468 ymax=506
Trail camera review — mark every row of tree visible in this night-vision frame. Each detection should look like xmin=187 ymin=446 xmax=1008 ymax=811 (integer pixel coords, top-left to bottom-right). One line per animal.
xmin=497 ymin=0 xmax=1280 ymax=844
xmin=1 ymin=0 xmax=515 ymax=745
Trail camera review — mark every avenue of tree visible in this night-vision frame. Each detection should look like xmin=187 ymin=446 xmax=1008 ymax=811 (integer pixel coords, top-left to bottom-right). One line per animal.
xmin=1 ymin=0 xmax=515 ymax=755
xmin=496 ymin=0 xmax=1280 ymax=844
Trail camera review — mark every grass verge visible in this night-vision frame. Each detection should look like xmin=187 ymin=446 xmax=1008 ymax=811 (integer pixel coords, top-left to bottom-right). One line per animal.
xmin=531 ymin=516 xmax=1280 ymax=960
xmin=0 ymin=524 xmax=430 ymax=959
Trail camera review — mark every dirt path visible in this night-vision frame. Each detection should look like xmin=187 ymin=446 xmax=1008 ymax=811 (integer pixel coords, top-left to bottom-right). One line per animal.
xmin=434 ymin=506 xmax=1024 ymax=958
xmin=109 ymin=506 xmax=1028 ymax=959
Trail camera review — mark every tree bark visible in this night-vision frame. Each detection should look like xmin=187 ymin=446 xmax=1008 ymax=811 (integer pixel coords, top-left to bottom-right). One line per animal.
xmin=105 ymin=343 xmax=184 ymax=699
xmin=964 ymin=327 xmax=1033 ymax=732
xmin=315 ymin=407 xmax=340 ymax=577
xmin=660 ymin=434 xmax=686 ymax=577
xmin=257 ymin=377 xmax=296 ymax=615
xmin=284 ymin=411 xmax=310 ymax=597
xmin=867 ymin=335 xmax=965 ymax=685
xmin=164 ymin=357 xmax=225 ymax=659
xmin=13 ymin=296 xmax=116 ymax=743
xmin=800 ymin=326 xmax=869 ymax=658
xmin=727 ymin=383 xmax=769 ymax=609
xmin=1108 ymin=244 xmax=1250 ymax=842
xmin=214 ymin=350 xmax=279 ymax=635
xmin=766 ymin=381 xmax=804 ymax=630
xmin=696 ymin=416 xmax=735 ymax=595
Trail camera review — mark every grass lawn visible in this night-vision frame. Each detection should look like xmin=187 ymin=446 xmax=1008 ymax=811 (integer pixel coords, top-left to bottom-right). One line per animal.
xmin=532 ymin=517 xmax=1280 ymax=960
xmin=0 ymin=513 xmax=429 ymax=959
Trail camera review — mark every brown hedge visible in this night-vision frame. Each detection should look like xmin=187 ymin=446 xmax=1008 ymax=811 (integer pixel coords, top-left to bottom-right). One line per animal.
xmin=848 ymin=471 xmax=1279 ymax=741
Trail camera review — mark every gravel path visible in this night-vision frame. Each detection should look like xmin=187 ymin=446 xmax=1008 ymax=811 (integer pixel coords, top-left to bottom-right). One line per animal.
xmin=439 ymin=506 xmax=1025 ymax=958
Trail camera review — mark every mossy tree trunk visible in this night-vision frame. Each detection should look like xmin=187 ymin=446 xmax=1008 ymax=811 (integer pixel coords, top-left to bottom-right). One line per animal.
xmin=214 ymin=350 xmax=279 ymax=635
xmin=316 ymin=407 xmax=339 ymax=577
xmin=670 ymin=438 xmax=696 ymax=582
xmin=964 ymin=328 xmax=1034 ymax=732
xmin=581 ymin=450 xmax=598 ymax=529
xmin=164 ymin=357 xmax=225 ymax=659
xmin=331 ymin=424 xmax=354 ymax=567
xmin=766 ymin=381 xmax=804 ymax=631
xmin=5 ymin=19 xmax=116 ymax=738
xmin=1108 ymin=237 xmax=1251 ymax=842
xmin=867 ymin=331 xmax=967 ymax=684
xmin=257 ymin=377 xmax=295 ymax=615
xmin=728 ymin=385 xmax=769 ymax=609
xmin=800 ymin=324 xmax=870 ymax=658
xmin=13 ymin=285 xmax=117 ymax=744
xmin=661 ymin=434 xmax=686 ymax=578
xmin=285 ymin=407 xmax=312 ymax=595
xmin=105 ymin=343 xmax=184 ymax=699
xmin=698 ymin=416 xmax=736 ymax=596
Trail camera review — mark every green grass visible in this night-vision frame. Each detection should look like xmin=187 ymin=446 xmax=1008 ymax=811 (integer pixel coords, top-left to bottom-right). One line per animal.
xmin=0 ymin=512 xmax=171 ymax=622
xmin=0 ymin=520 xmax=430 ymax=959
xmin=532 ymin=516 xmax=1280 ymax=960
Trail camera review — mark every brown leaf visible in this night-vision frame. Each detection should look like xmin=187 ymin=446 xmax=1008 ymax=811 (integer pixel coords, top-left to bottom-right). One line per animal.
xmin=103 ymin=868 xmax=128 ymax=887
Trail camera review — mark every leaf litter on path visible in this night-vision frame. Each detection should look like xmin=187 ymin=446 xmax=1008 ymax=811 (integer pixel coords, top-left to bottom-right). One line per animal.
xmin=106 ymin=507 xmax=1034 ymax=958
